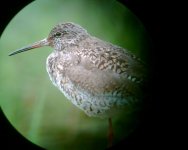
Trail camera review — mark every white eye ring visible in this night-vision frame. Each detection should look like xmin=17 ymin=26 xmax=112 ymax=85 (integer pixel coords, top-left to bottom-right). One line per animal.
xmin=62 ymin=31 xmax=68 ymax=35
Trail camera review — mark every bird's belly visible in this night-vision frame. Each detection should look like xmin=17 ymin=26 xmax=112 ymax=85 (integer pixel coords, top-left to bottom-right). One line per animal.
xmin=48 ymin=71 xmax=131 ymax=118
xmin=60 ymin=81 xmax=129 ymax=117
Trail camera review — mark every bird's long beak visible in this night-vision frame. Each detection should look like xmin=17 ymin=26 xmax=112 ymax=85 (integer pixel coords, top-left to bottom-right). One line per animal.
xmin=8 ymin=38 xmax=49 ymax=56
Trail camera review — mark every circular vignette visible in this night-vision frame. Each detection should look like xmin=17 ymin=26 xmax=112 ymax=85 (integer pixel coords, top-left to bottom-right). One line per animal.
xmin=0 ymin=0 xmax=152 ymax=149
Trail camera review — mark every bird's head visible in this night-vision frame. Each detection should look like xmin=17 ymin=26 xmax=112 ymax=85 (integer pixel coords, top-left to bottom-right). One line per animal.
xmin=9 ymin=22 xmax=89 ymax=56
xmin=48 ymin=22 xmax=89 ymax=51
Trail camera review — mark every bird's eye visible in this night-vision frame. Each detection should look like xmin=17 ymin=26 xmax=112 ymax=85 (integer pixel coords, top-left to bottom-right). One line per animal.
xmin=55 ymin=32 xmax=61 ymax=37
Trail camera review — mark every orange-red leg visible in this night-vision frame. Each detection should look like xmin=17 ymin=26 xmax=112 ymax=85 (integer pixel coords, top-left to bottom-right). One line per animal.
xmin=108 ymin=118 xmax=114 ymax=147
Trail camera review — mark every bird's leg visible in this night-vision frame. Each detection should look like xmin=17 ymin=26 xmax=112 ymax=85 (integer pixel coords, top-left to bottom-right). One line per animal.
xmin=108 ymin=117 xmax=114 ymax=147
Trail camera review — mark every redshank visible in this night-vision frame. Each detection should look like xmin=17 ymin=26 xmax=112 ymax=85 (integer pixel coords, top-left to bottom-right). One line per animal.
xmin=9 ymin=22 xmax=147 ymax=147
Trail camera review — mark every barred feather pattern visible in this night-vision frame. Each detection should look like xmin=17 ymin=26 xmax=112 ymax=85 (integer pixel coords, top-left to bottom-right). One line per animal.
xmin=46 ymin=34 xmax=146 ymax=118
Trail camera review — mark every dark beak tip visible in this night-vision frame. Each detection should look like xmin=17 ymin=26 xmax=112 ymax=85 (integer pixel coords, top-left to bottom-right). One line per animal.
xmin=8 ymin=53 xmax=13 ymax=56
xmin=8 ymin=38 xmax=49 ymax=56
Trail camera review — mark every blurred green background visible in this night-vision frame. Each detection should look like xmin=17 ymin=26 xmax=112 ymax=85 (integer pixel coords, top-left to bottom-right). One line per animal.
xmin=0 ymin=0 xmax=150 ymax=149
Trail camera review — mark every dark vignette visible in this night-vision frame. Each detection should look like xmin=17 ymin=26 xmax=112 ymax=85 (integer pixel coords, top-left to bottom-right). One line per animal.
xmin=0 ymin=0 xmax=163 ymax=149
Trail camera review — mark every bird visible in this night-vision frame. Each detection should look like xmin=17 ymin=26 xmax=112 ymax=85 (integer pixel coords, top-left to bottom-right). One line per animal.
xmin=9 ymin=22 xmax=147 ymax=147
